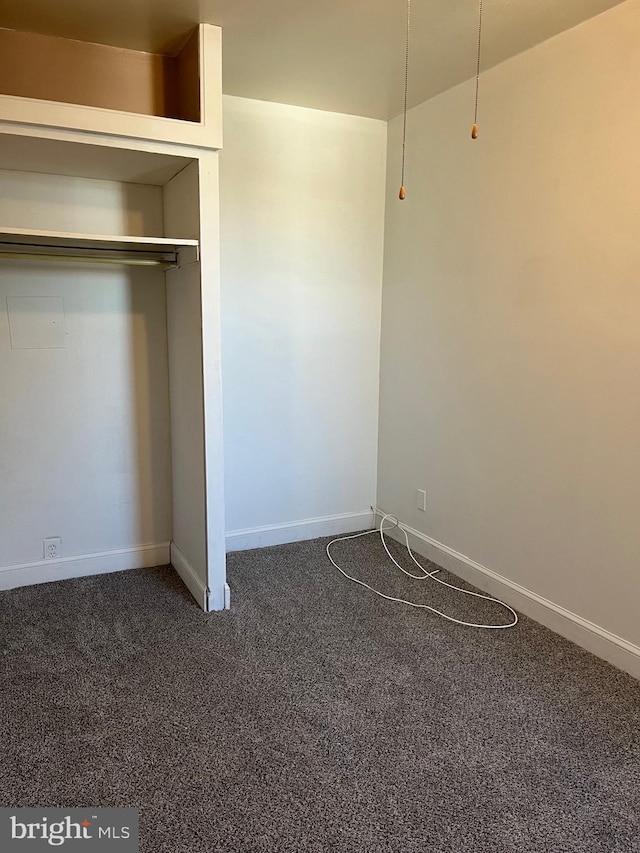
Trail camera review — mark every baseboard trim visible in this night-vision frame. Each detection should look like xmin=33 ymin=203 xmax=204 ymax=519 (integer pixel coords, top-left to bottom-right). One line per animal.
xmin=226 ymin=509 xmax=375 ymax=553
xmin=170 ymin=542 xmax=211 ymax=611
xmin=374 ymin=509 xmax=640 ymax=680
xmin=0 ymin=542 xmax=171 ymax=591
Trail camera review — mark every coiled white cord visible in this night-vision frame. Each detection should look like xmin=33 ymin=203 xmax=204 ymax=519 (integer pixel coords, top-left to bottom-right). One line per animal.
xmin=326 ymin=513 xmax=518 ymax=629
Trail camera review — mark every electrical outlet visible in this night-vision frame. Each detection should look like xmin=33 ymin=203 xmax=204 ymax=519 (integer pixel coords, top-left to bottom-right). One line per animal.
xmin=43 ymin=537 xmax=62 ymax=560
xmin=417 ymin=489 xmax=427 ymax=512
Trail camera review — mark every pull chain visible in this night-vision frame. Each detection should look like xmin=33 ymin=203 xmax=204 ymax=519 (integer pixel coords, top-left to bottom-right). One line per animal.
xmin=472 ymin=0 xmax=483 ymax=139
xmin=399 ymin=0 xmax=411 ymax=200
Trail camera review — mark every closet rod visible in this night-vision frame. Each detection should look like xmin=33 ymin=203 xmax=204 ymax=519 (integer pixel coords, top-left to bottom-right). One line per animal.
xmin=0 ymin=251 xmax=174 ymax=267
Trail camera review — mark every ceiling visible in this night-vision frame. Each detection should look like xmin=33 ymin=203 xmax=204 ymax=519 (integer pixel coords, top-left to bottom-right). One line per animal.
xmin=0 ymin=0 xmax=628 ymax=120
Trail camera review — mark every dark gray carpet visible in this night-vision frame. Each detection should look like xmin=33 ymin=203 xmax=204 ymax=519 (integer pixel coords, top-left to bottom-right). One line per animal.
xmin=1 ymin=535 xmax=639 ymax=852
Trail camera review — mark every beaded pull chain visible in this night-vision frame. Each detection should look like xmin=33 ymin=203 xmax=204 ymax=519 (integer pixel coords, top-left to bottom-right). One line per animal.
xmin=399 ymin=0 xmax=411 ymax=200
xmin=472 ymin=0 xmax=483 ymax=139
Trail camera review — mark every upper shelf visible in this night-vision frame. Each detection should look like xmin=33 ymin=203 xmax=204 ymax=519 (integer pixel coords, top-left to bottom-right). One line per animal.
xmin=0 ymin=24 xmax=222 ymax=150
xmin=0 ymin=227 xmax=199 ymax=268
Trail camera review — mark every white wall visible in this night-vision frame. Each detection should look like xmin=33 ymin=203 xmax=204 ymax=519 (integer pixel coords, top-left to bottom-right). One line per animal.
xmin=0 ymin=170 xmax=172 ymax=570
xmin=0 ymin=169 xmax=163 ymax=236
xmin=219 ymin=96 xmax=386 ymax=544
xmin=379 ymin=0 xmax=640 ymax=650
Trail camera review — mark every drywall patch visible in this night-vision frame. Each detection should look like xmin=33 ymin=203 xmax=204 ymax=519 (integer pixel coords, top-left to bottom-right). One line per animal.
xmin=6 ymin=296 xmax=66 ymax=349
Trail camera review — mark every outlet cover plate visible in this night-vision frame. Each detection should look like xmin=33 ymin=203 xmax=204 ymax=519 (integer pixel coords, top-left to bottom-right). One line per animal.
xmin=43 ymin=537 xmax=62 ymax=559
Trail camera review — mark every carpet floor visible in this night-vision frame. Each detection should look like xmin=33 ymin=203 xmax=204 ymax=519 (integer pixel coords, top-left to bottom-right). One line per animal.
xmin=1 ymin=535 xmax=639 ymax=852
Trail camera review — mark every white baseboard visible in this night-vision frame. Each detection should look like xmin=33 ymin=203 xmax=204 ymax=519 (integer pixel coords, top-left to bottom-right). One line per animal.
xmin=169 ymin=543 xmax=228 ymax=612
xmin=226 ymin=509 xmax=374 ymax=553
xmin=0 ymin=542 xmax=171 ymax=591
xmin=374 ymin=509 xmax=640 ymax=681
xmin=170 ymin=542 xmax=210 ymax=610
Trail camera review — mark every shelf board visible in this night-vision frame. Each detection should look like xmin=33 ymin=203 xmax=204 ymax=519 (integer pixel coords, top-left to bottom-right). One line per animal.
xmin=0 ymin=226 xmax=198 ymax=253
xmin=0 ymin=226 xmax=199 ymax=268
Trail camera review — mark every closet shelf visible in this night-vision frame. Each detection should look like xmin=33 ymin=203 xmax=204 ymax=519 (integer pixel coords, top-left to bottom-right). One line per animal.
xmin=0 ymin=226 xmax=199 ymax=268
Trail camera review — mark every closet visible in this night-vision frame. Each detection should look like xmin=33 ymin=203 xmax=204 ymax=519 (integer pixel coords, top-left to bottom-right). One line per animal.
xmin=0 ymin=25 xmax=227 ymax=610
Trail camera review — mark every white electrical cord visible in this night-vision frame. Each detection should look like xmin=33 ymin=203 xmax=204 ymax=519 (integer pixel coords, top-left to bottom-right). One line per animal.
xmin=326 ymin=513 xmax=518 ymax=629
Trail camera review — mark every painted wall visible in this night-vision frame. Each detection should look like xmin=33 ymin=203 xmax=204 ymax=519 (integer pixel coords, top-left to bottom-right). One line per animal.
xmin=378 ymin=0 xmax=640 ymax=646
xmin=0 ymin=170 xmax=172 ymax=569
xmin=219 ymin=96 xmax=386 ymax=540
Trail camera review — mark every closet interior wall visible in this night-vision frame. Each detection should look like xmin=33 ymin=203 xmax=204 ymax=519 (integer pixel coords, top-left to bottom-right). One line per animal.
xmin=0 ymin=168 xmax=172 ymax=568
